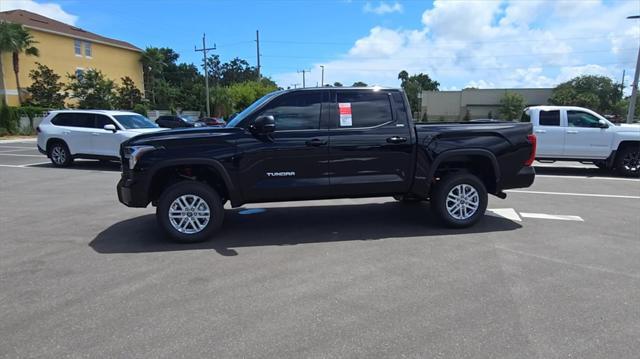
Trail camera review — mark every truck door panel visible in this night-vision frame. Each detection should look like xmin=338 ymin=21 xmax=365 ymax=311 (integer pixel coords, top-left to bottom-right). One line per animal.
xmin=328 ymin=90 xmax=413 ymax=196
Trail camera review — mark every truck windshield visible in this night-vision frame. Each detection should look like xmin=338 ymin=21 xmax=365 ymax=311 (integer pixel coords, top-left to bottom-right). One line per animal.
xmin=225 ymin=90 xmax=283 ymax=128
xmin=114 ymin=115 xmax=158 ymax=129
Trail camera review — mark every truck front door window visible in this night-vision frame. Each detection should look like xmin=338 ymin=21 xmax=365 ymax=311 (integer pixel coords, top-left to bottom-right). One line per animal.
xmin=567 ymin=111 xmax=601 ymax=128
xmin=255 ymin=92 xmax=322 ymax=131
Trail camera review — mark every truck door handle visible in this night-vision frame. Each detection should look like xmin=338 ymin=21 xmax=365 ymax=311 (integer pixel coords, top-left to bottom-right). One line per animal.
xmin=567 ymin=130 xmax=578 ymax=134
xmin=535 ymin=129 xmax=546 ymax=134
xmin=305 ymin=138 xmax=327 ymax=147
xmin=386 ymin=136 xmax=407 ymax=144
xmin=91 ymin=133 xmax=100 ymax=136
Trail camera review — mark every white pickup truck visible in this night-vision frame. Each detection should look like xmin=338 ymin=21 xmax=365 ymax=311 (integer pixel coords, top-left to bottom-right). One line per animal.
xmin=521 ymin=106 xmax=640 ymax=176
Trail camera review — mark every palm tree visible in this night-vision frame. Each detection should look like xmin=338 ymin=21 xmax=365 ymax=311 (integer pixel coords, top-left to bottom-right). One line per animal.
xmin=398 ymin=70 xmax=409 ymax=84
xmin=0 ymin=21 xmax=39 ymax=105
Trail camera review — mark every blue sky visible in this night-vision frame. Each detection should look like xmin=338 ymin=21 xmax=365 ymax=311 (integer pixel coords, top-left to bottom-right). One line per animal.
xmin=2 ymin=0 xmax=639 ymax=92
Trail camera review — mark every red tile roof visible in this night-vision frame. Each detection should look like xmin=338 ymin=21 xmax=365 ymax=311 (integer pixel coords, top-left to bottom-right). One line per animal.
xmin=0 ymin=9 xmax=141 ymax=52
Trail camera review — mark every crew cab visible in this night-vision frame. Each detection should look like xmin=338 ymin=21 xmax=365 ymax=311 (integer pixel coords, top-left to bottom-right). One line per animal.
xmin=521 ymin=106 xmax=640 ymax=176
xmin=117 ymin=88 xmax=536 ymax=243
xmin=37 ymin=110 xmax=164 ymax=167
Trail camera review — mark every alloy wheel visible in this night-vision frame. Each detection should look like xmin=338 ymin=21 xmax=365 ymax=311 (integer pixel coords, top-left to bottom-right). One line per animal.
xmin=51 ymin=146 xmax=66 ymax=165
xmin=168 ymin=194 xmax=211 ymax=234
xmin=445 ymin=184 xmax=480 ymax=220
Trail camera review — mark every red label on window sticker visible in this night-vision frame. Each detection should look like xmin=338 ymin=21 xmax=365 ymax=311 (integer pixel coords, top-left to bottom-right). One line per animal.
xmin=338 ymin=103 xmax=352 ymax=126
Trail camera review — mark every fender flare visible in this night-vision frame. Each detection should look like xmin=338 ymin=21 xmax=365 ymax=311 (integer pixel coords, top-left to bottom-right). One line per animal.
xmin=427 ymin=148 xmax=501 ymax=184
xmin=146 ymin=158 xmax=242 ymax=206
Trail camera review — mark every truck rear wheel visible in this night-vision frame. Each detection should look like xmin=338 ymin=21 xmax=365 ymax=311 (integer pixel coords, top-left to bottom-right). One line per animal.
xmin=156 ymin=181 xmax=224 ymax=243
xmin=431 ymin=173 xmax=487 ymax=228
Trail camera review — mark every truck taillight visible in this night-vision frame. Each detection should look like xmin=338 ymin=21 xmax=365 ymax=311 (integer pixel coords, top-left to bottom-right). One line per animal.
xmin=524 ymin=134 xmax=536 ymax=166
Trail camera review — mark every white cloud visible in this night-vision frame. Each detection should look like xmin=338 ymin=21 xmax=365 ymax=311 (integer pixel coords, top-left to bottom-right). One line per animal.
xmin=273 ymin=0 xmax=640 ymax=93
xmin=0 ymin=0 xmax=78 ymax=25
xmin=363 ymin=1 xmax=403 ymax=15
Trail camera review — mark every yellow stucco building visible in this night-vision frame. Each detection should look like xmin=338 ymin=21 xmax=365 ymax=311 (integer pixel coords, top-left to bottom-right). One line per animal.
xmin=0 ymin=9 xmax=144 ymax=107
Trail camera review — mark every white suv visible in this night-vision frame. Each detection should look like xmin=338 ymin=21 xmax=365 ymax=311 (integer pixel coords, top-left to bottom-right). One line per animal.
xmin=521 ymin=106 xmax=640 ymax=176
xmin=37 ymin=110 xmax=165 ymax=167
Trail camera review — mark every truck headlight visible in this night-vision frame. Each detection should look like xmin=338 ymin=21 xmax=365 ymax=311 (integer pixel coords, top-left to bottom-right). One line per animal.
xmin=124 ymin=145 xmax=157 ymax=170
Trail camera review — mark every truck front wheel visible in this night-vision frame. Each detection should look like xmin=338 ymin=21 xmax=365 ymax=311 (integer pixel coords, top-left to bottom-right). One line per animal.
xmin=431 ymin=173 xmax=488 ymax=228
xmin=156 ymin=181 xmax=224 ymax=243
xmin=615 ymin=146 xmax=640 ymax=177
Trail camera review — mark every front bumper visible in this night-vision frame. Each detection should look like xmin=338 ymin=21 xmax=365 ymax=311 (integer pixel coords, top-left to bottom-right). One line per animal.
xmin=500 ymin=166 xmax=535 ymax=190
xmin=117 ymin=177 xmax=150 ymax=208
xmin=38 ymin=145 xmax=47 ymax=156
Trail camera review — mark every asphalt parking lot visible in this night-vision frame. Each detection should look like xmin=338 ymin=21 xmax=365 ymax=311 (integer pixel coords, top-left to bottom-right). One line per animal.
xmin=1 ymin=139 xmax=639 ymax=358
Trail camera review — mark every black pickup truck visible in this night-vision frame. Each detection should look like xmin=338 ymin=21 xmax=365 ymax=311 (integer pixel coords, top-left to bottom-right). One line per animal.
xmin=117 ymin=87 xmax=536 ymax=242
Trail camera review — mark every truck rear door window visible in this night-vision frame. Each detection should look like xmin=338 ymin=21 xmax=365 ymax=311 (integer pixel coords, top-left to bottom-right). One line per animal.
xmin=539 ymin=110 xmax=560 ymax=126
xmin=336 ymin=92 xmax=393 ymax=128
xmin=51 ymin=113 xmax=94 ymax=128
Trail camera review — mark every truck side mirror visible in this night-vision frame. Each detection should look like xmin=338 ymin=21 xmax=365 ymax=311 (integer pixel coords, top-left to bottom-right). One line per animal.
xmin=251 ymin=115 xmax=276 ymax=134
xmin=598 ymin=119 xmax=609 ymax=129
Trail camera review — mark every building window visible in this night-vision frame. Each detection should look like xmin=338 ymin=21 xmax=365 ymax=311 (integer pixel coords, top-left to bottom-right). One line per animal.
xmin=74 ymin=39 xmax=82 ymax=55
xmin=84 ymin=41 xmax=92 ymax=57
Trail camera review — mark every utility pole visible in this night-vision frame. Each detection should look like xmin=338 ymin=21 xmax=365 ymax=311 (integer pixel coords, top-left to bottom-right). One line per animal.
xmin=255 ymin=30 xmax=261 ymax=79
xmin=290 ymin=83 xmax=300 ymax=89
xmin=297 ymin=69 xmax=310 ymax=88
xmin=320 ymin=65 xmax=325 ymax=87
xmin=195 ymin=33 xmax=216 ymax=116
xmin=626 ymin=15 xmax=640 ymax=123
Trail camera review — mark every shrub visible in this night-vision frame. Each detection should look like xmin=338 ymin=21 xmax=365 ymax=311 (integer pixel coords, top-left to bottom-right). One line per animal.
xmin=0 ymin=105 xmax=19 ymax=134
xmin=132 ymin=103 xmax=148 ymax=117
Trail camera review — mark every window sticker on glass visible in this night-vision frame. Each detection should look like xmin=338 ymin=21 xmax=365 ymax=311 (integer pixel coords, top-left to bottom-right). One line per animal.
xmin=339 ymin=102 xmax=352 ymax=127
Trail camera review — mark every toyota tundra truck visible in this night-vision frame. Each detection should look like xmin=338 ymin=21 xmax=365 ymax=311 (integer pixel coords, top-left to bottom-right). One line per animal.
xmin=117 ymin=87 xmax=536 ymax=242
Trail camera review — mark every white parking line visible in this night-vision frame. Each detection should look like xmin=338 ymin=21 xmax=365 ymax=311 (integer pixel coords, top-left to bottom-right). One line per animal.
xmin=506 ymin=190 xmax=640 ymax=199
xmin=536 ymin=174 xmax=640 ymax=182
xmin=0 ymin=162 xmax=50 ymax=168
xmin=0 ymin=148 xmax=38 ymax=153
xmin=0 ymin=153 xmax=44 ymax=157
xmin=487 ymin=208 xmax=522 ymax=221
xmin=520 ymin=213 xmax=584 ymax=221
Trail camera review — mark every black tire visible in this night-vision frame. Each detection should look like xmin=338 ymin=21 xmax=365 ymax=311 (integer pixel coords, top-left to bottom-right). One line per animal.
xmin=615 ymin=146 xmax=640 ymax=177
xmin=393 ymin=195 xmax=423 ymax=203
xmin=156 ymin=181 xmax=224 ymax=243
xmin=48 ymin=141 xmax=73 ymax=167
xmin=431 ymin=173 xmax=488 ymax=228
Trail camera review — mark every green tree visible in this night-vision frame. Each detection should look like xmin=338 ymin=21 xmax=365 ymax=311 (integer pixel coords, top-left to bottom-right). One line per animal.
xmin=499 ymin=92 xmax=525 ymax=121
xmin=26 ymin=62 xmax=66 ymax=108
xmin=0 ymin=21 xmax=40 ymax=105
xmin=227 ymin=80 xmax=278 ymax=113
xmin=352 ymin=81 xmax=368 ymax=87
xmin=398 ymin=70 xmax=440 ymax=114
xmin=333 ymin=82 xmax=343 ymax=87
xmin=549 ymin=75 xmax=623 ymax=114
xmin=65 ymin=69 xmax=116 ymax=109
xmin=116 ymin=76 xmax=143 ymax=110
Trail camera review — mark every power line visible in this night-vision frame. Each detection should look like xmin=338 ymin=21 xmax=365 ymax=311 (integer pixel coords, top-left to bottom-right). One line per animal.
xmin=261 ymin=33 xmax=639 ymax=47
xmin=264 ymin=60 xmax=636 ymax=73
xmin=260 ymin=48 xmax=638 ymax=61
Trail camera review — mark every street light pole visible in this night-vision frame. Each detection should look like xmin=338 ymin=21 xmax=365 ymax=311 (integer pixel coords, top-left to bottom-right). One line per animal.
xmin=195 ymin=33 xmax=216 ymax=117
xmin=626 ymin=15 xmax=640 ymax=123
xmin=320 ymin=65 xmax=325 ymax=87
